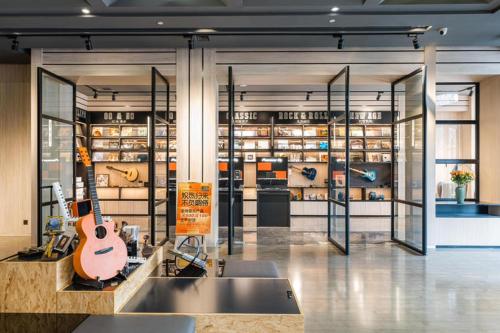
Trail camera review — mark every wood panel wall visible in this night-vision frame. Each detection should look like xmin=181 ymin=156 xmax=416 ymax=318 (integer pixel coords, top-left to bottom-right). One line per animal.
xmin=0 ymin=64 xmax=32 ymax=236
xmin=479 ymin=75 xmax=500 ymax=202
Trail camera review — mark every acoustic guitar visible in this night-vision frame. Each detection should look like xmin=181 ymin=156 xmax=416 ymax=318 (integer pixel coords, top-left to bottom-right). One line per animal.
xmin=106 ymin=165 xmax=139 ymax=182
xmin=74 ymin=147 xmax=128 ymax=281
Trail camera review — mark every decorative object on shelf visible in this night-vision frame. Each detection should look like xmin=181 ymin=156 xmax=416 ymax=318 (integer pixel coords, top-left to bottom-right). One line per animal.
xmin=290 ymin=166 xmax=317 ymax=181
xmin=141 ymin=235 xmax=154 ymax=258
xmin=450 ymin=170 xmax=474 ymax=204
xmin=74 ymin=147 xmax=128 ymax=281
xmin=106 ymin=165 xmax=139 ymax=182
xmin=42 ymin=216 xmax=64 ymax=261
xmin=95 ymin=174 xmax=109 ymax=187
xmin=350 ymin=167 xmax=376 ymax=182
xmin=368 ymin=191 xmax=385 ymax=201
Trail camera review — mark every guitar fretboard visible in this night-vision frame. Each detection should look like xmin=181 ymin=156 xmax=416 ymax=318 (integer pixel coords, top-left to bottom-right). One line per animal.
xmin=87 ymin=168 xmax=103 ymax=225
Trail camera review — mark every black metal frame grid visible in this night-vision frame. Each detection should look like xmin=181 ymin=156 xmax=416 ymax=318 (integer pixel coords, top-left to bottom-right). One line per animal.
xmin=37 ymin=67 xmax=76 ymax=246
xmin=150 ymin=67 xmax=171 ymax=246
xmin=327 ymin=66 xmax=350 ymax=255
xmin=390 ymin=66 xmax=428 ymax=255
xmin=435 ymin=82 xmax=480 ymax=202
xmin=227 ymin=66 xmax=235 ymax=255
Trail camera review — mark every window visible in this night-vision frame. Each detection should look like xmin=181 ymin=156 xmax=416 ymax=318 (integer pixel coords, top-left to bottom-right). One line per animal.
xmin=435 ymin=83 xmax=479 ymax=201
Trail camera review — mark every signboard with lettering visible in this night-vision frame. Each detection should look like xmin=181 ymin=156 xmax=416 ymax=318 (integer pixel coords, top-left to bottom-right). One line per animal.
xmin=219 ymin=111 xmax=390 ymax=125
xmin=176 ymin=182 xmax=212 ymax=235
xmin=90 ymin=111 xmax=176 ymax=124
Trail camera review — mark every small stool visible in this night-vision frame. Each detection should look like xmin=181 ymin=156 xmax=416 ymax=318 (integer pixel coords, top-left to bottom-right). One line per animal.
xmin=73 ymin=315 xmax=195 ymax=333
xmin=222 ymin=260 xmax=279 ymax=278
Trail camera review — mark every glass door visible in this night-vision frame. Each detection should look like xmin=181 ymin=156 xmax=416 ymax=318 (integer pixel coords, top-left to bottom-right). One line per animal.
xmin=227 ymin=66 xmax=236 ymax=255
xmin=327 ymin=66 xmax=350 ymax=254
xmin=37 ymin=68 xmax=76 ymax=246
xmin=391 ymin=67 xmax=427 ymax=255
xmin=150 ymin=67 xmax=170 ymax=245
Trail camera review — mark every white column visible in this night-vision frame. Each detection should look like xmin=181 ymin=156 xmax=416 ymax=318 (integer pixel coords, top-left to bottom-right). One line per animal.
xmin=176 ymin=48 xmax=219 ymax=247
xmin=424 ymin=46 xmax=437 ymax=249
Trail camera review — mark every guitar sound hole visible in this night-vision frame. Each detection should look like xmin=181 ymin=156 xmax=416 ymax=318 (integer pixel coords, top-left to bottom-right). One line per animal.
xmin=95 ymin=226 xmax=107 ymax=239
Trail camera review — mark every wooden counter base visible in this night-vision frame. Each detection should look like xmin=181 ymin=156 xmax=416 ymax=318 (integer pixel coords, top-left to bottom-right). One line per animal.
xmin=56 ymin=247 xmax=163 ymax=314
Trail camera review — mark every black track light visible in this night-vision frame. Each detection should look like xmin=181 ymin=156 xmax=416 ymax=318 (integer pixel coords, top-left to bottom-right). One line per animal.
xmin=376 ymin=91 xmax=383 ymax=101
xmin=93 ymin=90 xmax=98 ymax=99
xmin=10 ymin=37 xmax=19 ymax=52
xmin=240 ymin=91 xmax=246 ymax=102
xmin=112 ymin=92 xmax=118 ymax=101
xmin=83 ymin=35 xmax=93 ymax=51
xmin=468 ymin=88 xmax=474 ymax=97
xmin=306 ymin=91 xmax=312 ymax=101
xmin=337 ymin=35 xmax=344 ymax=50
xmin=411 ymin=35 xmax=420 ymax=50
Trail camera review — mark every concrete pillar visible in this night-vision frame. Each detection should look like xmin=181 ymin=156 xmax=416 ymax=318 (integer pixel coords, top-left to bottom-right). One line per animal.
xmin=176 ymin=48 xmax=219 ymax=247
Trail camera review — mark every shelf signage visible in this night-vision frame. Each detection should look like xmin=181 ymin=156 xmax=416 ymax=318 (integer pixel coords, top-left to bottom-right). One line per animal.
xmin=219 ymin=111 xmax=390 ymax=125
xmin=176 ymin=182 xmax=212 ymax=236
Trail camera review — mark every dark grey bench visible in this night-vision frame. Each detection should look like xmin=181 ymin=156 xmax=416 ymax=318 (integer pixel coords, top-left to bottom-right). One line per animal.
xmin=73 ymin=315 xmax=195 ymax=333
xmin=222 ymin=260 xmax=279 ymax=278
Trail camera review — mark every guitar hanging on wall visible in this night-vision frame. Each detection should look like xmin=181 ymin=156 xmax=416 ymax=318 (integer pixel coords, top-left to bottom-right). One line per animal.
xmin=73 ymin=147 xmax=128 ymax=281
xmin=106 ymin=165 xmax=139 ymax=182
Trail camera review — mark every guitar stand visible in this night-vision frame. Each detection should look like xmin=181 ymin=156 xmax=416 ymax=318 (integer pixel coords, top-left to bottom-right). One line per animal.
xmin=73 ymin=274 xmax=105 ymax=290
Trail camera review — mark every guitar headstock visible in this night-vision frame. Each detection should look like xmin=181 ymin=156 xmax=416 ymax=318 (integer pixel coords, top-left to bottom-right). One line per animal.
xmin=78 ymin=147 xmax=92 ymax=167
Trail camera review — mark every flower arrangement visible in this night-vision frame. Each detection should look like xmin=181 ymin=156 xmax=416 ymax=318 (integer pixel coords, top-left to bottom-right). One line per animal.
xmin=450 ymin=170 xmax=474 ymax=187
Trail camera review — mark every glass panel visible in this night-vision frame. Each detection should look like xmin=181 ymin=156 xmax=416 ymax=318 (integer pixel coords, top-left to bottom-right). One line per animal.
xmin=153 ymin=70 xmax=169 ymax=244
xmin=436 ymin=164 xmax=476 ymax=200
xmin=394 ymin=203 xmax=423 ymax=251
xmin=395 ymin=71 xmax=424 ymax=121
xmin=394 ymin=117 xmax=424 ymax=203
xmin=436 ymin=84 xmax=476 ymax=121
xmin=41 ymin=119 xmax=73 ymax=203
xmin=41 ymin=72 xmax=73 ymax=121
xmin=329 ymin=201 xmax=346 ymax=248
xmin=436 ymin=124 xmax=475 ymax=160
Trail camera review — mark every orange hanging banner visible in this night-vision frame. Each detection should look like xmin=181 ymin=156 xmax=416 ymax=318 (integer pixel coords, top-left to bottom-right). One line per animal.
xmin=176 ymin=182 xmax=212 ymax=235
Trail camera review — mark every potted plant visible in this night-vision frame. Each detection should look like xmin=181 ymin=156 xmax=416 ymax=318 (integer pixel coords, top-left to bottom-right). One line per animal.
xmin=450 ymin=170 xmax=474 ymax=204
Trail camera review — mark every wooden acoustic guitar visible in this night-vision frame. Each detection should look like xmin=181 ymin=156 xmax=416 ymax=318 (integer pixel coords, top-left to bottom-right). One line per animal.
xmin=73 ymin=147 xmax=128 ymax=281
xmin=106 ymin=165 xmax=139 ymax=182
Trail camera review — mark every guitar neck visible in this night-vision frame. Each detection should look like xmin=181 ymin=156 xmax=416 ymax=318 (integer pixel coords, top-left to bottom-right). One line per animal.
xmin=87 ymin=167 xmax=103 ymax=225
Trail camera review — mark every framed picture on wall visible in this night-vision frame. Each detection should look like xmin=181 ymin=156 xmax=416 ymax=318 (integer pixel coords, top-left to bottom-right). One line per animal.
xmin=95 ymin=174 xmax=109 ymax=187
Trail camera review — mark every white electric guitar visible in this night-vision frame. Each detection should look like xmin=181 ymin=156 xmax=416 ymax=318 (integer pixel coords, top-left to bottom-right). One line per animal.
xmin=52 ymin=182 xmax=79 ymax=231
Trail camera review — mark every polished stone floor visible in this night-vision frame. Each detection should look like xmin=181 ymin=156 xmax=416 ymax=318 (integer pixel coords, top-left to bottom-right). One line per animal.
xmin=220 ymin=229 xmax=500 ymax=333
xmin=2 ymin=232 xmax=500 ymax=332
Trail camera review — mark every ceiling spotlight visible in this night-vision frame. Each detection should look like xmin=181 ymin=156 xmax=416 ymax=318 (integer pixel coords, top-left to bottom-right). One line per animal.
xmin=240 ymin=91 xmax=247 ymax=102
xmin=410 ymin=35 xmax=420 ymax=50
xmin=306 ymin=91 xmax=313 ymax=101
xmin=157 ymin=20 xmax=164 ymax=26
xmin=10 ymin=37 xmax=19 ymax=52
xmin=337 ymin=35 xmax=344 ymax=50
xmin=81 ymin=8 xmax=91 ymax=15
xmin=331 ymin=6 xmax=339 ymax=12
xmin=468 ymin=88 xmax=474 ymax=97
xmin=82 ymin=35 xmax=93 ymax=51
xmin=93 ymin=90 xmax=98 ymax=99
xmin=376 ymin=91 xmax=383 ymax=101
xmin=240 ymin=84 xmax=248 ymax=87
xmin=112 ymin=92 xmax=118 ymax=101
xmin=329 ymin=18 xmax=336 ymax=23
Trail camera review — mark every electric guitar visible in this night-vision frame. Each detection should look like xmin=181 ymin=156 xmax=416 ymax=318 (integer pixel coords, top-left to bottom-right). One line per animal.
xmin=349 ymin=167 xmax=377 ymax=182
xmin=106 ymin=165 xmax=139 ymax=182
xmin=73 ymin=147 xmax=127 ymax=281
xmin=290 ymin=166 xmax=317 ymax=181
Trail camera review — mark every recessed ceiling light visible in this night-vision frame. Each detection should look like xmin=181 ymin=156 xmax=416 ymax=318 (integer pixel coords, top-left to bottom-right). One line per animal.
xmin=195 ymin=28 xmax=217 ymax=33
xmin=240 ymin=84 xmax=248 ymax=87
xmin=81 ymin=8 xmax=91 ymax=15
xmin=331 ymin=6 xmax=339 ymax=12
xmin=157 ymin=20 xmax=164 ymax=26
xmin=329 ymin=19 xmax=336 ymax=23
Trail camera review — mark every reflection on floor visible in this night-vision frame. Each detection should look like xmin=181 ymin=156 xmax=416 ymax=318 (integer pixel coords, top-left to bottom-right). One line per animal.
xmin=0 ymin=236 xmax=31 ymax=260
xmin=220 ymin=228 xmax=500 ymax=333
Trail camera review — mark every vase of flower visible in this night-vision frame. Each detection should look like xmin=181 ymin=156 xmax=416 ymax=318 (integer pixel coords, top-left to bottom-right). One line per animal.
xmin=450 ymin=170 xmax=474 ymax=205
xmin=455 ymin=186 xmax=466 ymax=204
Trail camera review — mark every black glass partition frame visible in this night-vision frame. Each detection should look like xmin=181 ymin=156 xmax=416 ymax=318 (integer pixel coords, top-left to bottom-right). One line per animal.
xmin=150 ymin=67 xmax=170 ymax=245
xmin=391 ymin=67 xmax=427 ymax=255
xmin=227 ymin=66 xmax=236 ymax=255
xmin=327 ymin=66 xmax=350 ymax=255
xmin=37 ymin=68 xmax=76 ymax=245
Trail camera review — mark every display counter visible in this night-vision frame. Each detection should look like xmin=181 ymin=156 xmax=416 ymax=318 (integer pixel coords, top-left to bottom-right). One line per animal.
xmin=257 ymin=189 xmax=291 ymax=227
xmin=219 ymin=188 xmax=244 ymax=227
